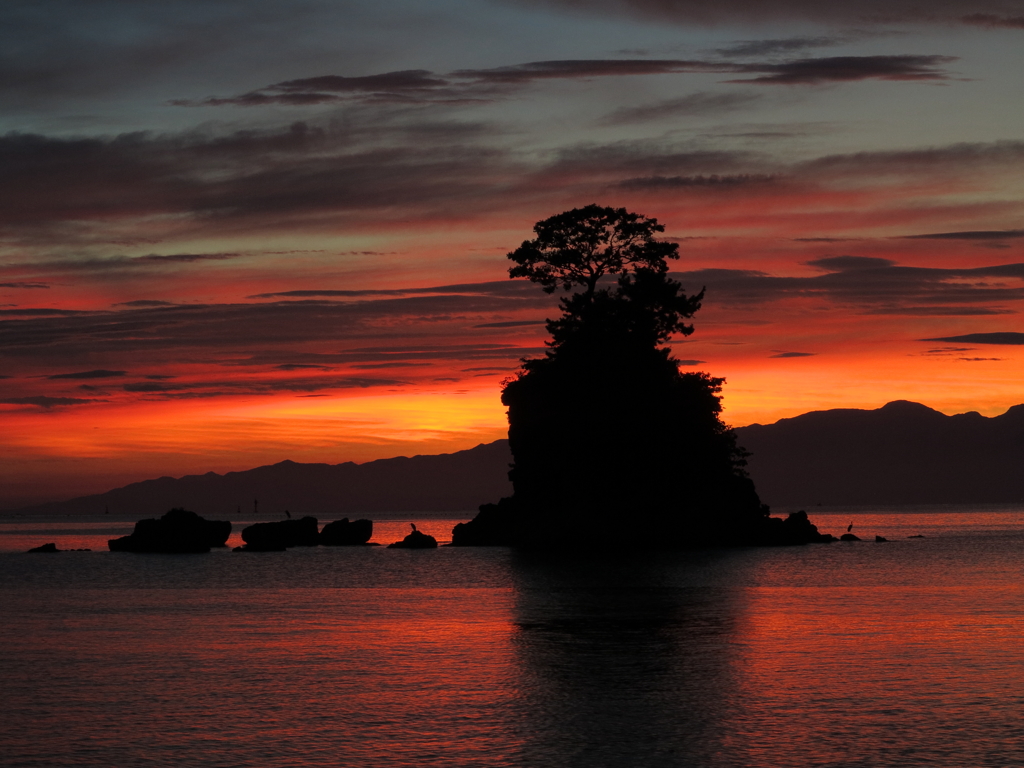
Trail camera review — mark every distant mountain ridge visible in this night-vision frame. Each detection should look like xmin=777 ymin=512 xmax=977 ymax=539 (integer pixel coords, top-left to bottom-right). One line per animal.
xmin=9 ymin=400 xmax=1024 ymax=515
xmin=737 ymin=400 xmax=1024 ymax=506
xmin=10 ymin=440 xmax=513 ymax=517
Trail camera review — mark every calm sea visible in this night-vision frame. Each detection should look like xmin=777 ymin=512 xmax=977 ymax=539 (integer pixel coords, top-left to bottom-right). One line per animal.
xmin=1 ymin=508 xmax=1023 ymax=767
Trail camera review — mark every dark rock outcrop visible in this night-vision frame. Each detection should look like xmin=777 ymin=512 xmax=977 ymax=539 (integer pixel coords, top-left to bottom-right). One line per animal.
xmin=498 ymin=345 xmax=773 ymax=548
xmin=320 ymin=518 xmax=374 ymax=546
xmin=108 ymin=508 xmax=231 ymax=553
xmin=745 ymin=510 xmax=837 ymax=546
xmin=388 ymin=527 xmax=438 ymax=549
xmin=875 ymin=535 xmax=888 ymax=542
xmin=239 ymin=516 xmax=319 ymax=551
xmin=450 ymin=498 xmax=516 ymax=546
xmin=840 ymin=533 xmax=861 ymax=542
xmin=27 ymin=542 xmax=60 ymax=553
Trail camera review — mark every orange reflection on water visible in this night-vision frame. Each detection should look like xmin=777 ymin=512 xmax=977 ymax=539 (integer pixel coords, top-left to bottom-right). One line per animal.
xmin=728 ymin=581 xmax=1024 ymax=766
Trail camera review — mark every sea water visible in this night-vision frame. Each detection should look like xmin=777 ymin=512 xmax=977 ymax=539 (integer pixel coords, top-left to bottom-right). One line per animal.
xmin=1 ymin=508 xmax=1023 ymax=767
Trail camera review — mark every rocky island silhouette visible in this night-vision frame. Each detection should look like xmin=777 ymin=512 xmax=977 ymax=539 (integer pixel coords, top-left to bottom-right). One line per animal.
xmin=452 ymin=204 xmax=830 ymax=548
xmin=40 ymin=205 xmax=841 ymax=556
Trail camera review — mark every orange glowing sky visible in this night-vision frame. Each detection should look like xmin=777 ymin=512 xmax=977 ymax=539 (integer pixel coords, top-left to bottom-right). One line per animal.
xmin=2 ymin=0 xmax=1024 ymax=507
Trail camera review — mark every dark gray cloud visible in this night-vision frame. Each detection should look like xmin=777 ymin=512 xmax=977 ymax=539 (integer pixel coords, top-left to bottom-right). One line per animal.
xmin=1 ymin=118 xmax=1020 ymax=252
xmin=711 ymin=36 xmax=851 ymax=57
xmin=676 ymin=359 xmax=706 ymax=365
xmin=187 ymin=53 xmax=957 ymax=113
xmin=472 ymin=320 xmax=547 ymax=328
xmin=866 ymin=306 xmax=1014 ymax=316
xmin=617 ymin=173 xmax=776 ymax=189
xmin=793 ymin=237 xmax=858 ymax=242
xmin=0 ymin=121 xmax=518 ymax=240
xmin=114 ymin=300 xmax=178 ymax=307
xmin=120 ymin=374 xmax=405 ymax=398
xmin=453 ymin=59 xmax=729 ymax=82
xmin=249 ymin=281 xmax=541 ymax=300
xmin=901 ymin=229 xmax=1024 ymax=240
xmin=0 ymin=282 xmax=48 ymax=289
xmin=0 ymin=395 xmax=97 ymax=408
xmin=174 ymin=70 xmax=450 ymax=107
xmin=136 ymin=252 xmax=242 ymax=262
xmin=46 ymin=369 xmax=126 ymax=380
xmin=0 ymin=308 xmax=90 ymax=316
xmin=806 ymin=256 xmax=897 ymax=270
xmin=0 ymin=281 xmax=556 ymax=399
xmin=602 ymin=91 xmax=762 ymax=125
xmin=725 ymin=55 xmax=956 ymax=84
xmin=921 ymin=332 xmax=1024 ymax=344
xmin=770 ymin=351 xmax=816 ymax=357
xmin=459 ymin=56 xmax=955 ymax=85
xmin=962 ymin=13 xmax=1024 ymax=27
xmin=799 ymin=141 xmax=1024 ymax=176
xmin=507 ymin=0 xmax=1024 ymax=25
xmin=273 ymin=72 xmax=448 ymax=93
xmin=672 ymin=259 xmax=1024 ymax=315
xmin=3 ymin=254 xmax=242 ymax=276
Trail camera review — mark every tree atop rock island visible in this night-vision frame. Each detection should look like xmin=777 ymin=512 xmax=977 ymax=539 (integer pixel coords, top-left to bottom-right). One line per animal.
xmin=453 ymin=204 xmax=830 ymax=548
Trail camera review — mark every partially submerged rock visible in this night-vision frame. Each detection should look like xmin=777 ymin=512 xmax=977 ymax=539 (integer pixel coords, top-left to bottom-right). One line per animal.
xmin=450 ymin=499 xmax=515 ymax=546
xmin=239 ymin=516 xmax=319 ymax=551
xmin=748 ymin=510 xmax=837 ymax=546
xmin=320 ymin=518 xmax=374 ymax=546
xmin=109 ymin=508 xmax=231 ymax=553
xmin=388 ymin=526 xmax=438 ymax=549
xmin=27 ymin=542 xmax=60 ymax=553
xmin=875 ymin=535 xmax=888 ymax=542
xmin=840 ymin=533 xmax=861 ymax=542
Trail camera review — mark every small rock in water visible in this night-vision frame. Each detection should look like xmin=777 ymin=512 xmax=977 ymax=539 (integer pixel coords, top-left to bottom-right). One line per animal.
xmin=108 ymin=508 xmax=231 ymax=553
xmin=388 ymin=527 xmax=438 ymax=549
xmin=320 ymin=518 xmax=374 ymax=546
xmin=27 ymin=542 xmax=60 ymax=553
xmin=840 ymin=533 xmax=861 ymax=542
xmin=875 ymin=535 xmax=888 ymax=542
xmin=238 ymin=517 xmax=319 ymax=551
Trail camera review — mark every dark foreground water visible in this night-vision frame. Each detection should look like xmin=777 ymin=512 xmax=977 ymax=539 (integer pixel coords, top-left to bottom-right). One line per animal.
xmin=2 ymin=509 xmax=1023 ymax=767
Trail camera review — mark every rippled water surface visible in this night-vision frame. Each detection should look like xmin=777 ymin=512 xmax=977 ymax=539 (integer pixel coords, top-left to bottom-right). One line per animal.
xmin=2 ymin=509 xmax=1023 ymax=767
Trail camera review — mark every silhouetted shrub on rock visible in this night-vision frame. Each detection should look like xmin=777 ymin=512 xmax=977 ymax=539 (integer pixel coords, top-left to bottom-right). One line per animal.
xmin=240 ymin=516 xmax=319 ymax=550
xmin=388 ymin=526 xmax=438 ymax=549
xmin=455 ymin=204 xmax=829 ymax=548
xmin=320 ymin=517 xmax=374 ymax=545
xmin=108 ymin=508 xmax=231 ymax=553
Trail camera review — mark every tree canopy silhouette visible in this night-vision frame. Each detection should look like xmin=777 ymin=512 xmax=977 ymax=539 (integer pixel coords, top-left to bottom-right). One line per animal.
xmin=452 ymin=204 xmax=831 ymax=548
xmin=508 ymin=204 xmax=681 ymax=299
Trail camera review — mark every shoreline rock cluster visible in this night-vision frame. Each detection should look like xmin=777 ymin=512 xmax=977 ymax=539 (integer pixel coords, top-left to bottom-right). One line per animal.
xmin=235 ymin=516 xmax=376 ymax=551
xmin=24 ymin=507 xmax=904 ymax=554
xmin=26 ymin=542 xmax=92 ymax=553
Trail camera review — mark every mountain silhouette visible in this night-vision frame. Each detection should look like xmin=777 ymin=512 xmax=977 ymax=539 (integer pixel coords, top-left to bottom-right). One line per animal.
xmin=7 ymin=441 xmax=512 ymax=517
xmin=7 ymin=400 xmax=1024 ymax=515
xmin=737 ymin=400 xmax=1024 ymax=506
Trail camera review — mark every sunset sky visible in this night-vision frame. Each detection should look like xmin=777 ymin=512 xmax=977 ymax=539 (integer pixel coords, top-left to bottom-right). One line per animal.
xmin=2 ymin=0 xmax=1024 ymax=507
